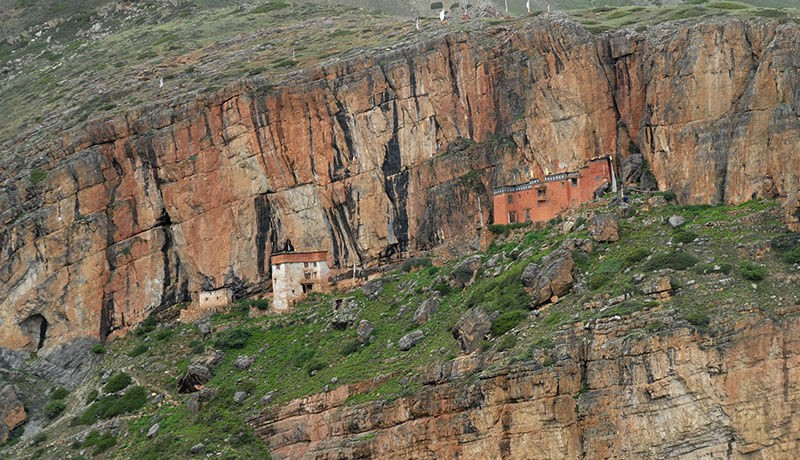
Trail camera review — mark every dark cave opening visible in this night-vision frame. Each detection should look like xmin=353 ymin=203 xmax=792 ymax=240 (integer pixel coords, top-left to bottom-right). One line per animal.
xmin=19 ymin=314 xmax=48 ymax=350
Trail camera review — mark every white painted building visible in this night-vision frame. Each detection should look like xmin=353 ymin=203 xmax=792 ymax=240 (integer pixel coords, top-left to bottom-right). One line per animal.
xmin=271 ymin=251 xmax=330 ymax=310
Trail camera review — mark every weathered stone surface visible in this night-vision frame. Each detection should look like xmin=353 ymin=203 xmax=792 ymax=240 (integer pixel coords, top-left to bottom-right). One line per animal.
xmin=147 ymin=423 xmax=160 ymax=438
xmin=669 ymin=215 xmax=687 ymax=228
xmin=452 ymin=306 xmax=496 ymax=353
xmin=621 ymin=152 xmax=644 ymax=184
xmin=186 ymin=387 xmax=216 ymax=415
xmin=233 ymin=391 xmax=247 ymax=405
xmin=450 ymin=256 xmax=482 ymax=289
xmin=356 ymin=320 xmax=375 ymax=343
xmin=640 ymin=275 xmax=673 ymax=299
xmin=413 ymin=297 xmax=440 ymax=325
xmin=178 ymin=364 xmax=212 ymax=394
xmin=249 ymin=311 xmax=800 ymax=459
xmin=234 ymin=355 xmax=253 ymax=370
xmin=1 ymin=17 xmax=798 ymax=349
xmin=589 ymin=213 xmax=619 ymax=242
xmin=0 ymin=385 xmax=25 ymax=444
xmin=398 ymin=330 xmax=424 ymax=351
xmin=521 ymin=250 xmax=576 ymax=307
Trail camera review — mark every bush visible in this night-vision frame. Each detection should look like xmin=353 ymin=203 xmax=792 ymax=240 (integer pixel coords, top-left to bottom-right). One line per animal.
xmin=341 ymin=340 xmax=362 ymax=356
xmin=32 ymin=432 xmax=47 ymax=445
xmin=104 ymin=373 xmax=132 ymax=393
xmin=291 ymin=349 xmax=315 ymax=368
xmin=213 ymin=327 xmax=252 ymax=350
xmin=73 ymin=386 xmax=148 ymax=426
xmin=91 ymin=344 xmax=106 ymax=354
xmin=82 ymin=431 xmax=117 ymax=456
xmin=496 ymin=334 xmax=516 ymax=352
xmin=154 ymin=327 xmax=173 ymax=341
xmin=739 ymin=261 xmax=767 ymax=281
xmin=400 ymin=257 xmax=432 ymax=273
xmin=86 ymin=389 xmax=99 ymax=405
xmin=672 ymin=229 xmax=698 ymax=244
xmin=306 ymin=359 xmax=327 ymax=376
xmin=487 ymin=222 xmax=531 ymax=236
xmin=44 ymin=401 xmax=66 ymax=419
xmin=135 ymin=316 xmax=158 ymax=336
xmin=128 ymin=343 xmax=148 ymax=357
xmin=643 ymin=252 xmax=698 ymax=271
xmin=250 ymin=299 xmax=269 ymax=310
xmin=622 ymin=247 xmax=650 ymax=266
xmin=50 ymin=387 xmax=69 ymax=400
xmin=686 ymin=310 xmax=710 ymax=328
xmin=491 ymin=310 xmax=528 ymax=336
xmin=662 ymin=189 xmax=676 ymax=202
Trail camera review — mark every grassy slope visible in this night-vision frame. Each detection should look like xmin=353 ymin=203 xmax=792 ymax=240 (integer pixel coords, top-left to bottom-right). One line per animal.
xmin=6 ymin=194 xmax=799 ymax=459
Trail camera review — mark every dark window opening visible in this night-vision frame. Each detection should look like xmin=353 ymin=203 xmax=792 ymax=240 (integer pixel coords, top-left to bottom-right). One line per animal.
xmin=507 ymin=194 xmax=514 ymax=204
xmin=537 ymin=188 xmax=546 ymax=201
xmin=508 ymin=211 xmax=517 ymax=224
xmin=570 ymin=178 xmax=578 ymax=186
xmin=524 ymin=209 xmax=531 ymax=222
xmin=302 ymin=283 xmax=313 ymax=293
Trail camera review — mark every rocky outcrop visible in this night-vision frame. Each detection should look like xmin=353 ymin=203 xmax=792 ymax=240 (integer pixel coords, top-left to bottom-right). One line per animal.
xmin=589 ymin=213 xmax=620 ymax=243
xmin=521 ymin=249 xmax=576 ymax=306
xmin=0 ymin=385 xmax=25 ymax=444
xmin=452 ymin=306 xmax=496 ymax=353
xmin=1 ymin=16 xmax=798 ymax=348
xmin=249 ymin=309 xmax=800 ymax=459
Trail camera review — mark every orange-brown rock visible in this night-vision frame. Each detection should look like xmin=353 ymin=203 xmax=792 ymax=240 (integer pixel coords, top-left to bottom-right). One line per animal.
xmin=248 ymin=310 xmax=800 ymax=459
xmin=0 ymin=17 xmax=798 ymax=349
xmin=0 ymin=385 xmax=25 ymax=444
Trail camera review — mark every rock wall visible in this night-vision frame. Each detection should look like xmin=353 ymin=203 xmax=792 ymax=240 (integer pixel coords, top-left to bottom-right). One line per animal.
xmin=0 ymin=16 xmax=798 ymax=348
xmin=248 ymin=310 xmax=800 ymax=459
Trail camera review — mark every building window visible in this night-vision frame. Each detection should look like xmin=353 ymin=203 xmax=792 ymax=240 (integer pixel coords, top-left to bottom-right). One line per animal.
xmin=507 ymin=194 xmax=514 ymax=204
xmin=508 ymin=211 xmax=517 ymax=223
xmin=571 ymin=178 xmax=578 ymax=186
xmin=537 ymin=188 xmax=546 ymax=201
xmin=302 ymin=283 xmax=313 ymax=293
xmin=524 ymin=209 xmax=531 ymax=222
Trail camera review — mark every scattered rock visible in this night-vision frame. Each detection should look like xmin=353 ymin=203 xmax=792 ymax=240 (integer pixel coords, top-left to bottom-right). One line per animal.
xmin=147 ymin=423 xmax=160 ymax=438
xmin=196 ymin=321 xmax=212 ymax=340
xmin=452 ymin=307 xmax=497 ymax=353
xmin=186 ymin=388 xmax=216 ymax=415
xmin=394 ymin=304 xmax=411 ymax=320
xmin=521 ymin=250 xmax=576 ymax=307
xmin=200 ymin=350 xmax=225 ymax=369
xmin=178 ymin=364 xmax=212 ymax=393
xmin=413 ymin=297 xmax=440 ymax=325
xmin=647 ymin=195 xmax=668 ymax=208
xmin=621 ymin=153 xmax=644 ymax=184
xmin=640 ymin=276 xmax=673 ymax=299
xmin=486 ymin=253 xmax=504 ymax=269
xmin=398 ymin=330 xmax=424 ymax=351
xmin=233 ymin=391 xmax=247 ymax=405
xmin=362 ymin=280 xmax=383 ymax=299
xmin=561 ymin=219 xmax=576 ymax=234
xmin=190 ymin=443 xmax=206 ymax=454
xmin=589 ymin=213 xmax=619 ymax=242
xmin=331 ymin=377 xmax=338 ymax=384
xmin=668 ymin=215 xmax=686 ymax=228
xmin=450 ymin=255 xmax=482 ymax=288
xmin=260 ymin=391 xmax=275 ymax=405
xmin=356 ymin=320 xmax=375 ymax=343
xmin=331 ymin=310 xmax=357 ymax=330
xmin=234 ymin=355 xmax=254 ymax=370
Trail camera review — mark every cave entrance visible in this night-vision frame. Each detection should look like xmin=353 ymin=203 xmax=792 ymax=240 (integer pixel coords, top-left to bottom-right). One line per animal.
xmin=19 ymin=314 xmax=48 ymax=350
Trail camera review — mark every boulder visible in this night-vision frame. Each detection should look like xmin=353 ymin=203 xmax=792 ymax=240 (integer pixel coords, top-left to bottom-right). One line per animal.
xmin=0 ymin=385 xmax=26 ymax=444
xmin=233 ymin=391 xmax=248 ymax=405
xmin=356 ymin=320 xmax=375 ymax=343
xmin=452 ymin=307 xmax=497 ymax=353
xmin=647 ymin=195 xmax=668 ymax=208
xmin=178 ymin=364 xmax=212 ymax=393
xmin=640 ymin=276 xmax=673 ymax=299
xmin=413 ymin=297 xmax=440 ymax=325
xmin=190 ymin=443 xmax=206 ymax=454
xmin=589 ymin=213 xmax=619 ymax=242
xmin=450 ymin=255 xmax=482 ymax=288
xmin=621 ymin=153 xmax=644 ymax=184
xmin=260 ymin=391 xmax=276 ymax=405
xmin=331 ymin=310 xmax=357 ymax=330
xmin=398 ymin=330 xmax=424 ymax=351
xmin=521 ymin=250 xmax=576 ymax=307
xmin=147 ymin=423 xmax=160 ymax=438
xmin=669 ymin=215 xmax=686 ymax=228
xmin=362 ymin=280 xmax=383 ymax=299
xmin=234 ymin=355 xmax=254 ymax=370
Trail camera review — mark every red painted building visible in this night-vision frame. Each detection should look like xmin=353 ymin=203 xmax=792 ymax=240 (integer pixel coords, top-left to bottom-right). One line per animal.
xmin=492 ymin=156 xmax=615 ymax=225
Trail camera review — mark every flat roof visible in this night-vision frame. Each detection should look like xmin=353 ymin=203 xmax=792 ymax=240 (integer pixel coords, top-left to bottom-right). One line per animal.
xmin=271 ymin=251 xmax=328 ymax=265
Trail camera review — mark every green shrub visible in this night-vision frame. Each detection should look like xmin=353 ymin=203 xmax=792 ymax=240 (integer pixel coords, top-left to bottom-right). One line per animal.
xmin=50 ymin=387 xmax=69 ymax=400
xmin=491 ymin=310 xmax=528 ymax=336
xmin=306 ymin=359 xmax=327 ymax=376
xmin=32 ymin=432 xmax=47 ymax=445
xmin=400 ymin=257 xmax=432 ymax=273
xmin=643 ymin=252 xmax=698 ymax=271
xmin=662 ymin=189 xmax=676 ymax=202
xmin=154 ymin=327 xmax=173 ymax=341
xmin=44 ymin=401 xmax=66 ymax=419
xmin=686 ymin=310 xmax=710 ymax=328
xmin=739 ymin=261 xmax=767 ymax=281
xmin=250 ymin=1 xmax=288 ymax=14
xmin=104 ymin=373 xmax=132 ymax=393
xmin=672 ymin=229 xmax=698 ymax=244
xmin=91 ymin=344 xmax=106 ymax=354
xmin=622 ymin=247 xmax=650 ymax=266
xmin=292 ymin=349 xmax=315 ymax=368
xmin=135 ymin=316 xmax=158 ymax=336
xmin=496 ymin=334 xmax=516 ymax=352
xmin=341 ymin=340 xmax=362 ymax=356
xmin=213 ymin=327 xmax=251 ymax=349
xmin=85 ymin=389 xmax=99 ymax=405
xmin=82 ymin=431 xmax=117 ymax=456
xmin=72 ymin=386 xmax=148 ymax=426
xmin=250 ymin=299 xmax=269 ymax=310
xmin=771 ymin=235 xmax=800 ymax=264
xmin=30 ymin=168 xmax=48 ymax=184
xmin=709 ymin=1 xmax=748 ymax=10
xmin=487 ymin=222 xmax=531 ymax=236
xmin=128 ymin=343 xmax=149 ymax=357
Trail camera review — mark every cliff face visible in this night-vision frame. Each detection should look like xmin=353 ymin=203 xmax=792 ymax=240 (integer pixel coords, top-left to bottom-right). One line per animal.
xmin=0 ymin=17 xmax=798 ymax=349
xmin=248 ymin=310 xmax=800 ymax=459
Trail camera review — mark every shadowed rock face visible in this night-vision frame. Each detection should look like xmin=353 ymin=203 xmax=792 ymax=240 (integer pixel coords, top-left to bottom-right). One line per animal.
xmin=0 ymin=17 xmax=798 ymax=348
xmin=248 ymin=311 xmax=800 ymax=459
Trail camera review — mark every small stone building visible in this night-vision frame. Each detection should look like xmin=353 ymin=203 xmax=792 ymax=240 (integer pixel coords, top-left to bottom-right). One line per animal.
xmin=271 ymin=251 xmax=330 ymax=310
xmin=492 ymin=156 xmax=615 ymax=224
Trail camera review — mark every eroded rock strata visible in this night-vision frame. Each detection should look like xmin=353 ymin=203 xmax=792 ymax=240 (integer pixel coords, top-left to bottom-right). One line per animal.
xmin=249 ymin=310 xmax=800 ymax=459
xmin=1 ymin=17 xmax=798 ymax=348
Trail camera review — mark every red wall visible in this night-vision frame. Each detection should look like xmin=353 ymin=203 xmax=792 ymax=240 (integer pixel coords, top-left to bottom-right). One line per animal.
xmin=492 ymin=158 xmax=612 ymax=225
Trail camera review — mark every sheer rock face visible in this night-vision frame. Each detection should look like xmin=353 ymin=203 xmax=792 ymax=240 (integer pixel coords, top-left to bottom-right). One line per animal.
xmin=1 ymin=17 xmax=798 ymax=348
xmin=248 ymin=312 xmax=800 ymax=459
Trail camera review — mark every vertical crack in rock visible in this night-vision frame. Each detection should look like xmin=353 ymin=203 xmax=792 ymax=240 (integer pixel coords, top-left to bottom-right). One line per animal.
xmin=255 ymin=193 xmax=279 ymax=277
xmin=382 ymin=101 xmax=409 ymax=251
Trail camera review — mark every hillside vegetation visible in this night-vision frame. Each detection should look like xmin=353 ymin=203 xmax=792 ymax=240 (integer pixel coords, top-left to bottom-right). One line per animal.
xmin=4 ymin=193 xmax=798 ymax=458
